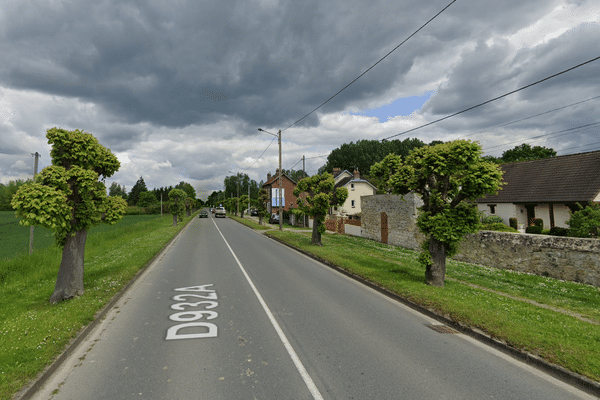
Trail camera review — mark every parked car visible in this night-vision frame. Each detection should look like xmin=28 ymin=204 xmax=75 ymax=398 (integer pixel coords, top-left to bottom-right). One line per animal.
xmin=199 ymin=210 xmax=208 ymax=218
xmin=269 ymin=213 xmax=280 ymax=224
xmin=250 ymin=209 xmax=258 ymax=216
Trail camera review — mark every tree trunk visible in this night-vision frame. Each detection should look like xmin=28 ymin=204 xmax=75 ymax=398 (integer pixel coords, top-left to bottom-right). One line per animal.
xmin=173 ymin=214 xmax=178 ymax=226
xmin=311 ymin=217 xmax=322 ymax=246
xmin=426 ymin=237 xmax=447 ymax=287
xmin=258 ymin=215 xmax=263 ymax=226
xmin=49 ymin=229 xmax=87 ymax=303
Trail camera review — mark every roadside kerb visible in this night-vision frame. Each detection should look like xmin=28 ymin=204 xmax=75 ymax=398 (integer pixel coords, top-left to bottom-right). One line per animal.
xmin=256 ymin=228 xmax=600 ymax=398
xmin=14 ymin=214 xmax=198 ymax=400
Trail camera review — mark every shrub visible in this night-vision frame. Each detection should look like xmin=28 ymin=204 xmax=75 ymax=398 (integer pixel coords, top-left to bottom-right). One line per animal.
xmin=534 ymin=218 xmax=544 ymax=228
xmin=526 ymin=225 xmax=543 ymax=234
xmin=567 ymin=203 xmax=600 ymax=238
xmin=541 ymin=229 xmax=551 ymax=235
xmin=125 ymin=206 xmax=145 ymax=215
xmin=509 ymin=217 xmax=518 ymax=230
xmin=482 ymin=215 xmax=504 ymax=225
xmin=483 ymin=223 xmax=518 ymax=233
xmin=549 ymin=227 xmax=570 ymax=236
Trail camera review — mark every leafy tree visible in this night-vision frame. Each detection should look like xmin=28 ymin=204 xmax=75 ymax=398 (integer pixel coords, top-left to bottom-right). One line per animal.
xmin=320 ymin=138 xmax=427 ymax=177
xmin=168 ymin=189 xmax=186 ymax=226
xmin=175 ymin=181 xmax=196 ymax=201
xmin=11 ymin=128 xmax=127 ymax=303
xmin=293 ymin=173 xmax=348 ymax=246
xmin=257 ymin=188 xmax=269 ymax=225
xmin=108 ymin=182 xmax=128 ymax=200
xmin=371 ymin=140 xmax=503 ymax=287
xmin=567 ymin=203 xmax=600 ymax=238
xmin=138 ymin=191 xmax=157 ymax=207
xmin=239 ymin=195 xmax=249 ymax=218
xmin=128 ymin=177 xmax=148 ymax=205
xmin=501 ymin=144 xmax=556 ymax=163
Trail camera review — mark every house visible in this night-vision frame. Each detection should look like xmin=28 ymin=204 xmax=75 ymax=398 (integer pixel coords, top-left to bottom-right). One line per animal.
xmin=330 ymin=168 xmax=377 ymax=216
xmin=477 ymin=150 xmax=600 ymax=230
xmin=261 ymin=169 xmax=299 ymax=214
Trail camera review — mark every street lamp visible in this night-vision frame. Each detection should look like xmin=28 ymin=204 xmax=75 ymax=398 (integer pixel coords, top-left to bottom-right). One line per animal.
xmin=258 ymin=128 xmax=283 ymax=231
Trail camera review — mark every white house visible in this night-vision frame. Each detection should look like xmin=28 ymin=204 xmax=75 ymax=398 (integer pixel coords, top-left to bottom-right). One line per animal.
xmin=477 ymin=150 xmax=600 ymax=230
xmin=330 ymin=168 xmax=377 ymax=216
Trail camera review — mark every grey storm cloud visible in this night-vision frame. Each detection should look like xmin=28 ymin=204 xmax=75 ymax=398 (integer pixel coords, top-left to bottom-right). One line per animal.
xmin=1 ymin=0 xmax=599 ymax=193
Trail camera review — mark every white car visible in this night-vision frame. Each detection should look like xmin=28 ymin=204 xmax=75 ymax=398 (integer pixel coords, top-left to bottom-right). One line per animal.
xmin=215 ymin=207 xmax=226 ymax=218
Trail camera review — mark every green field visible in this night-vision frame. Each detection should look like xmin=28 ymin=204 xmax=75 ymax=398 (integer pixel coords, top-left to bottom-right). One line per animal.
xmin=0 ymin=211 xmax=160 ymax=259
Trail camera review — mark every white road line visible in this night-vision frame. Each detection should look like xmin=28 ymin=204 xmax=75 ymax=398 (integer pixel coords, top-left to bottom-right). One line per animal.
xmin=212 ymin=219 xmax=324 ymax=400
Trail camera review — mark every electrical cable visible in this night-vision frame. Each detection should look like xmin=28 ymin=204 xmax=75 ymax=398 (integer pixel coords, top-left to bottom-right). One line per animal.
xmin=382 ymin=55 xmax=600 ymax=141
xmin=242 ymin=136 xmax=278 ymax=172
xmin=456 ymin=95 xmax=600 ymax=139
xmin=483 ymin=121 xmax=600 ymax=152
xmin=558 ymin=140 xmax=600 ymax=154
xmin=282 ymin=0 xmax=457 ymax=132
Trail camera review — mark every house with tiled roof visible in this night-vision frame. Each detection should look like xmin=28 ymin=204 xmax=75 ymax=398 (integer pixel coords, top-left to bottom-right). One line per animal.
xmin=330 ymin=168 xmax=377 ymax=216
xmin=261 ymin=169 xmax=299 ymax=214
xmin=477 ymin=150 xmax=600 ymax=230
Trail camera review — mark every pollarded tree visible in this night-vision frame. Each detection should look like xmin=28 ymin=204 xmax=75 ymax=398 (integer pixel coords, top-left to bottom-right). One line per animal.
xmin=293 ymin=173 xmax=348 ymax=246
xmin=371 ymin=140 xmax=503 ymax=287
xmin=168 ymin=189 xmax=187 ymax=226
xmin=257 ymin=188 xmax=269 ymax=225
xmin=11 ymin=128 xmax=127 ymax=303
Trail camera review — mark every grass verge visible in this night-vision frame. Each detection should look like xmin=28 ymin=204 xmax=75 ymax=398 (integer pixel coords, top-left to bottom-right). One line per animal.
xmin=0 ymin=213 xmax=195 ymax=400
xmin=266 ymin=230 xmax=600 ymax=383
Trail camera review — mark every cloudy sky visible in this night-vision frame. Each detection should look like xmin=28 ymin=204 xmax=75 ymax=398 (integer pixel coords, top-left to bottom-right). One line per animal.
xmin=1 ymin=0 xmax=598 ymax=199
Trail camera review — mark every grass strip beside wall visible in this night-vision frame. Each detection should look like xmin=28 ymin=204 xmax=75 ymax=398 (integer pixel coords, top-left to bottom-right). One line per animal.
xmin=266 ymin=230 xmax=600 ymax=383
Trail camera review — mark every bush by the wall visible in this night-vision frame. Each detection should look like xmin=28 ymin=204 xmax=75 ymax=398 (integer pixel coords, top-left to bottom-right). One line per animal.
xmin=549 ymin=226 xmax=570 ymax=237
xmin=483 ymin=223 xmax=518 ymax=233
xmin=509 ymin=217 xmax=518 ymax=230
xmin=482 ymin=215 xmax=504 ymax=225
xmin=534 ymin=218 xmax=544 ymax=228
xmin=526 ymin=225 xmax=543 ymax=234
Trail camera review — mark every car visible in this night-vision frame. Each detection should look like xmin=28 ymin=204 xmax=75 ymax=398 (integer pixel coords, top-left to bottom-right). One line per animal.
xmin=250 ymin=209 xmax=258 ymax=216
xmin=210 ymin=208 xmax=216 ymax=213
xmin=199 ymin=210 xmax=208 ymax=218
xmin=269 ymin=213 xmax=280 ymax=224
xmin=215 ymin=207 xmax=226 ymax=218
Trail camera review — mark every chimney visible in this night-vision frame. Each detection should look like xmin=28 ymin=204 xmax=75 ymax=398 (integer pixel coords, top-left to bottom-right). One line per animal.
xmin=333 ymin=167 xmax=341 ymax=176
xmin=267 ymin=173 xmax=272 ymax=181
xmin=353 ymin=169 xmax=360 ymax=179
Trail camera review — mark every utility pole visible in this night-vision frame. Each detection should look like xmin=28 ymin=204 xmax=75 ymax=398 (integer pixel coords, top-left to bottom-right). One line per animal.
xmin=302 ymin=155 xmax=306 ymax=178
xmin=29 ymin=152 xmax=40 ymax=255
xmin=278 ymin=130 xmax=282 ymax=231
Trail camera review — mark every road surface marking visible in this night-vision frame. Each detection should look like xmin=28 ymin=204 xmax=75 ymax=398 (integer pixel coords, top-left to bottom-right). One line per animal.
xmin=212 ymin=219 xmax=324 ymax=400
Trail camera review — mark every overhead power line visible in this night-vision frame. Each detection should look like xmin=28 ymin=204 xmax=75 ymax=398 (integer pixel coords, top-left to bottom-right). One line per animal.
xmin=457 ymin=95 xmax=600 ymax=139
xmin=382 ymin=55 xmax=600 ymax=141
xmin=483 ymin=121 xmax=600 ymax=152
xmin=242 ymin=136 xmax=278 ymax=172
xmin=282 ymin=0 xmax=457 ymax=132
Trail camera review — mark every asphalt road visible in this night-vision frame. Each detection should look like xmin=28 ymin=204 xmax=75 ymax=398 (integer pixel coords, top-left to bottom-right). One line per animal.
xmin=30 ymin=215 xmax=595 ymax=399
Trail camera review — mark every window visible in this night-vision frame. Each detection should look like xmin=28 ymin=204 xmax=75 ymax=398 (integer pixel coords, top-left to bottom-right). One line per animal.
xmin=350 ymin=183 xmax=355 ymax=190
xmin=351 ymin=200 xmax=356 ymax=208
xmin=489 ymin=204 xmax=496 ymax=214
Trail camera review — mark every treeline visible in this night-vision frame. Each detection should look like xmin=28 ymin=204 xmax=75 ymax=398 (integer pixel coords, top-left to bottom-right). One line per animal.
xmin=109 ymin=177 xmax=203 ymax=214
xmin=318 ymin=139 xmax=557 ymax=180
xmin=0 ymin=180 xmax=29 ymax=211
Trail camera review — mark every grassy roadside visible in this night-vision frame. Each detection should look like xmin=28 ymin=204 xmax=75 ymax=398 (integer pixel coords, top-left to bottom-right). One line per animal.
xmin=0 ymin=213 xmax=196 ymax=400
xmin=265 ymin=230 xmax=600 ymax=383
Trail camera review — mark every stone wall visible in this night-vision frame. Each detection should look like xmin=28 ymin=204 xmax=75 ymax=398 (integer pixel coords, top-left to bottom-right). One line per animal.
xmin=361 ymin=193 xmax=600 ymax=287
xmin=454 ymin=231 xmax=600 ymax=287
xmin=361 ymin=194 xmax=425 ymax=250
